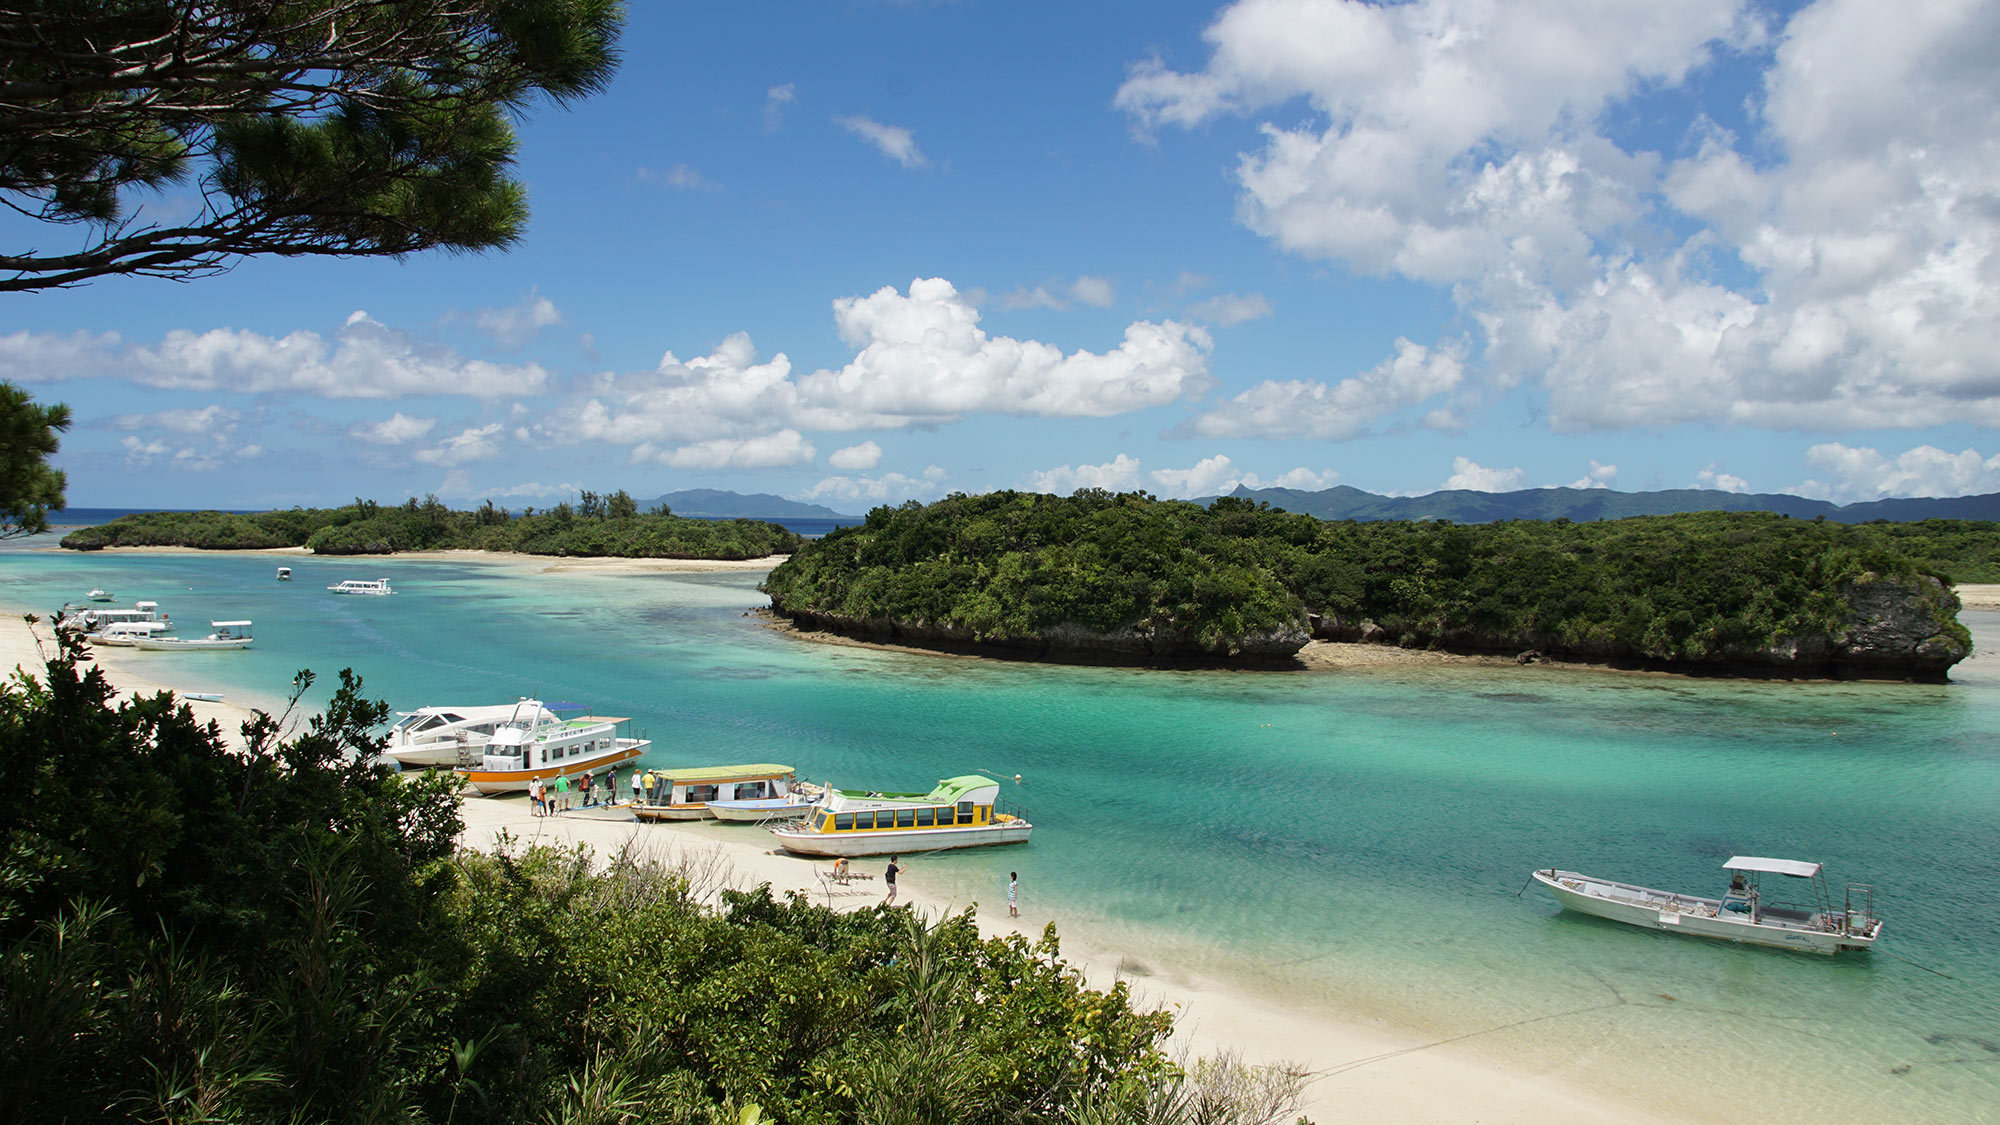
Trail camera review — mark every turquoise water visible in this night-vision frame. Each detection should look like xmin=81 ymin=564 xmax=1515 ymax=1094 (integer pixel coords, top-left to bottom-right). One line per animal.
xmin=4 ymin=542 xmax=1998 ymax=1122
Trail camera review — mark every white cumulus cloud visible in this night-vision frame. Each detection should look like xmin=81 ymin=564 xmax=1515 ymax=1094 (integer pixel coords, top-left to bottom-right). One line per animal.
xmin=0 ymin=314 xmax=548 ymax=399
xmin=1569 ymin=461 xmax=1618 ymax=489
xmin=800 ymin=466 xmax=949 ymax=507
xmin=829 ymin=441 xmax=883 ymax=470
xmin=645 ymin=429 xmax=817 ymax=470
xmin=1026 ymin=454 xmax=1148 ymax=494
xmin=1793 ymin=443 xmax=2000 ymax=503
xmin=546 ymin=279 xmax=1213 ymax=451
xmin=1119 ymin=0 xmax=2000 ymax=432
xmin=1443 ymin=457 xmax=1525 ymax=492
xmin=414 ymin=423 xmax=507 ymax=466
xmin=1694 ymin=464 xmax=1752 ymax=493
xmin=1187 ymin=337 xmax=1464 ymax=439
xmin=470 ymin=294 xmax=563 ymax=350
xmin=836 ymin=115 xmax=927 ymax=168
xmin=351 ymin=413 xmax=438 ymax=445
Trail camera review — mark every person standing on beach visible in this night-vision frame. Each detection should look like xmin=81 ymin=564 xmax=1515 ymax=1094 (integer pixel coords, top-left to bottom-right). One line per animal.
xmin=1008 ymin=871 xmax=1019 ymax=917
xmin=553 ymin=774 xmax=570 ymax=814
xmin=582 ymin=770 xmax=595 ymax=807
xmin=883 ymin=856 xmax=900 ymax=906
xmin=528 ymin=777 xmax=543 ymax=817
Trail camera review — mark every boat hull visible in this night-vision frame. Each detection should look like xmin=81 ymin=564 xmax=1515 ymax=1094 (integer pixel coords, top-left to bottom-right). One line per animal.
xmin=769 ymin=821 xmax=1033 ymax=857
xmin=130 ymin=638 xmax=254 ymax=651
xmin=1532 ymin=870 xmax=1877 ymax=954
xmin=458 ymin=743 xmax=643 ymax=795
xmin=708 ymin=798 xmax=818 ymax=823
xmin=632 ymin=803 xmax=715 ymax=821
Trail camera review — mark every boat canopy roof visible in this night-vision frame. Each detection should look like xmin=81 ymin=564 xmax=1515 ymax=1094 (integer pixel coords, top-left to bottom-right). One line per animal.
xmin=928 ymin=775 xmax=1000 ymax=802
xmin=650 ymin=763 xmax=794 ymax=782
xmin=211 ymin=620 xmax=252 ymax=627
xmin=1724 ymin=856 xmax=1821 ymax=878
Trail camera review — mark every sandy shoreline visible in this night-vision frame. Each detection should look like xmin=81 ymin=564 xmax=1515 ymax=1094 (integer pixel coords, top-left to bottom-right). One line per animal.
xmin=0 ymin=609 xmax=1663 ymax=1123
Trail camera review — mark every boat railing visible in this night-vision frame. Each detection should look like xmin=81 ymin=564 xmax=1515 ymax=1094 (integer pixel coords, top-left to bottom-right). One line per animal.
xmin=995 ymin=795 xmax=1032 ymax=823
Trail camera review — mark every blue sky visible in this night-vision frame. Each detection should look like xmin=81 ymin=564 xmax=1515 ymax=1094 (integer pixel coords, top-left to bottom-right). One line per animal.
xmin=6 ymin=0 xmax=2000 ymax=513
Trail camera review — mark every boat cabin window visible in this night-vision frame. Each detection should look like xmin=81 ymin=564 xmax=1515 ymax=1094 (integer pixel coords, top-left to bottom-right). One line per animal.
xmin=855 ymin=812 xmax=877 ymax=830
xmin=916 ymin=808 xmax=935 ymax=827
xmin=812 ymin=811 xmax=830 ymax=831
xmin=735 ymin=781 xmax=769 ymax=800
xmin=938 ymin=808 xmax=956 ymax=827
xmin=895 ymin=810 xmax=916 ymax=828
xmin=834 ymin=813 xmax=856 ymax=831
xmin=688 ymin=785 xmax=719 ymax=804
xmin=958 ymin=801 xmax=975 ymax=822
xmin=441 ymin=713 xmax=465 ymax=723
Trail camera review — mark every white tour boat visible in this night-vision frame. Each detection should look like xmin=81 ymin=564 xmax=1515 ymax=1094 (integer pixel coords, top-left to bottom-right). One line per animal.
xmin=86 ymin=621 xmax=175 ymax=646
xmin=768 ymin=775 xmax=1033 ymax=857
xmin=328 ymin=578 xmax=393 ymax=596
xmin=455 ymin=706 xmax=649 ymax=795
xmin=632 ymin=764 xmax=802 ymax=822
xmin=131 ymin=620 xmax=255 ymax=651
xmin=1532 ymin=857 xmax=1882 ymax=955
xmin=59 ymin=600 xmax=170 ymax=634
xmin=382 ymin=700 xmax=563 ymax=768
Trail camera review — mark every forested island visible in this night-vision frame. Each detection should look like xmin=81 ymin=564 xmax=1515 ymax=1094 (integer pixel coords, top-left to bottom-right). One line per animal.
xmin=59 ymin=491 xmax=802 ymax=559
xmin=763 ymin=491 xmax=1982 ymax=680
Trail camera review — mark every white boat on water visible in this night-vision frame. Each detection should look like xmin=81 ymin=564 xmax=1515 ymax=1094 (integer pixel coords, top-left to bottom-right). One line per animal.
xmin=59 ymin=600 xmax=170 ymax=633
xmin=86 ymin=621 xmax=174 ymax=646
xmin=1532 ymin=857 xmax=1881 ymax=955
xmin=768 ymin=775 xmax=1032 ymax=857
xmin=707 ymin=785 xmax=824 ymax=823
xmin=382 ymin=700 xmax=563 ymax=768
xmin=455 ymin=705 xmax=649 ymax=795
xmin=87 ymin=588 xmax=114 ymax=602
xmin=132 ymin=620 xmax=255 ymax=651
xmin=632 ymin=764 xmax=803 ymax=822
xmin=328 ymin=578 xmax=393 ymax=595
xmin=276 ymin=567 xmax=292 ymax=581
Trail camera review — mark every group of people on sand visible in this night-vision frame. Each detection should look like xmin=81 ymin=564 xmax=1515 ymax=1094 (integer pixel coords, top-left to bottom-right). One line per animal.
xmin=527 ymin=768 xmax=619 ymax=816
xmin=528 ymin=766 xmax=663 ymax=816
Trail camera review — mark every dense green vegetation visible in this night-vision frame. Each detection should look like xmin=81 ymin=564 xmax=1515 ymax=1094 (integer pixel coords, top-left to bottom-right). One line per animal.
xmin=0 ymin=640 xmax=1305 ymax=1123
xmin=59 ymin=492 xmax=802 ymax=559
xmin=764 ymin=491 xmax=1974 ymax=675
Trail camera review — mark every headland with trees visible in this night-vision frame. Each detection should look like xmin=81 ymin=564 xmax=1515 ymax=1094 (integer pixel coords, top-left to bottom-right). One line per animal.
xmin=762 ymin=490 xmax=1984 ymax=681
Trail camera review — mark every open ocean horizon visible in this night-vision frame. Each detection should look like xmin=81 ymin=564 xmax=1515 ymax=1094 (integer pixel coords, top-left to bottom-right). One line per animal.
xmin=3 ymin=535 xmax=1996 ymax=1123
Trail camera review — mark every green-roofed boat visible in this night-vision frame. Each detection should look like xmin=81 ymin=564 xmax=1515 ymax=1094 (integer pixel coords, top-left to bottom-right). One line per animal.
xmin=633 ymin=764 xmax=802 ymax=822
xmin=768 ymin=775 xmax=1033 ymax=857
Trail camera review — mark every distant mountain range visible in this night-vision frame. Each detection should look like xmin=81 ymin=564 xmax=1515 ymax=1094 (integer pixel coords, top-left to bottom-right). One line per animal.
xmin=1194 ymin=484 xmax=2000 ymax=524
xmin=646 ymin=489 xmax=858 ymax=520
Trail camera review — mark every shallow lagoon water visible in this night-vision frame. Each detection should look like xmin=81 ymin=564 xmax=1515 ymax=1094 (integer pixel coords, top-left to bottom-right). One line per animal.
xmin=4 ymin=543 xmax=1998 ymax=1123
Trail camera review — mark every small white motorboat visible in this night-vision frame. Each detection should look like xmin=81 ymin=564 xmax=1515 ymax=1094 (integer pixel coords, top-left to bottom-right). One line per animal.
xmin=1532 ymin=857 xmax=1881 ymax=955
xmin=86 ymin=621 xmax=174 ymax=647
xmin=327 ymin=578 xmax=393 ymax=595
xmin=382 ymin=700 xmax=563 ymax=768
xmin=276 ymin=567 xmax=292 ymax=581
xmin=87 ymin=588 xmax=115 ymax=602
xmin=132 ymin=620 xmax=255 ymax=651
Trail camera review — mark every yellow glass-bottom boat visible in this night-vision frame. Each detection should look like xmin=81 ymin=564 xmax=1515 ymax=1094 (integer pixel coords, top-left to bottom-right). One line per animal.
xmin=768 ymin=775 xmax=1031 ymax=857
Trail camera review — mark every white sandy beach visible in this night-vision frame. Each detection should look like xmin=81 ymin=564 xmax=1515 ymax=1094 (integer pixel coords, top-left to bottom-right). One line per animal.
xmin=0 ymin=607 xmax=1667 ymax=1124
